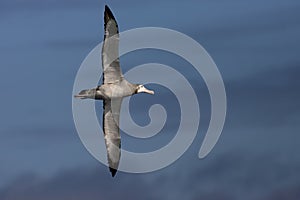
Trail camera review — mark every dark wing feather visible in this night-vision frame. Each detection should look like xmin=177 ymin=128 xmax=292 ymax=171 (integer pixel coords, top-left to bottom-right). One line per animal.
xmin=103 ymin=98 xmax=122 ymax=177
xmin=102 ymin=5 xmax=123 ymax=84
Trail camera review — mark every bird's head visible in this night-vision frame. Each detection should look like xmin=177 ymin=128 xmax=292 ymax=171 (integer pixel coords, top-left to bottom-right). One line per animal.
xmin=74 ymin=88 xmax=97 ymax=99
xmin=135 ymin=85 xmax=154 ymax=95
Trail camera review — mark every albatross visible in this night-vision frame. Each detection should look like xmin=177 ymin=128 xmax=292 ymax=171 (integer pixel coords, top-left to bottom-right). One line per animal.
xmin=74 ymin=5 xmax=154 ymax=177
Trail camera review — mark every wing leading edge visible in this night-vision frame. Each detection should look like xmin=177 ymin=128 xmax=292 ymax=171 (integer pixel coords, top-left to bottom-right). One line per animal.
xmin=102 ymin=5 xmax=123 ymax=84
xmin=103 ymin=98 xmax=122 ymax=177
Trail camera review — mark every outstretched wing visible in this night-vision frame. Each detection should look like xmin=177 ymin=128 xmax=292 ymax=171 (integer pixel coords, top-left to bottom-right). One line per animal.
xmin=102 ymin=5 xmax=123 ymax=84
xmin=103 ymin=98 xmax=122 ymax=177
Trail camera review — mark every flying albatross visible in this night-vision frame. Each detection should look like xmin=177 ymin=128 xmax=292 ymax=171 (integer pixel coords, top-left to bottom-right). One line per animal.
xmin=74 ymin=5 xmax=154 ymax=177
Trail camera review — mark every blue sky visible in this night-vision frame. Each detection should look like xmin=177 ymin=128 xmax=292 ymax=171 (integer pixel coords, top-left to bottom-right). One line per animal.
xmin=0 ymin=0 xmax=300 ymax=199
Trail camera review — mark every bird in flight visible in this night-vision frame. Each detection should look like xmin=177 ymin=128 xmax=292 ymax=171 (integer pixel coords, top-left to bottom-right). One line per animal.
xmin=74 ymin=5 xmax=154 ymax=177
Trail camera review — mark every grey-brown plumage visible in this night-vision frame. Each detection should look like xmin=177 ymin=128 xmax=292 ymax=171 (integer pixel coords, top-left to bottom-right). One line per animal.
xmin=74 ymin=5 xmax=154 ymax=177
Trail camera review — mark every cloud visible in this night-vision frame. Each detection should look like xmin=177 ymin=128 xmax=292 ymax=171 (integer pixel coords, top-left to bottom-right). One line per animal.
xmin=0 ymin=167 xmax=158 ymax=200
xmin=225 ymin=62 xmax=300 ymax=131
xmin=1 ymin=148 xmax=299 ymax=200
xmin=263 ymin=185 xmax=300 ymax=200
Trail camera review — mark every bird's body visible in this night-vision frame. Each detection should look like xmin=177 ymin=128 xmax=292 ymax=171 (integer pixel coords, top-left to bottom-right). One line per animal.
xmin=77 ymin=79 xmax=138 ymax=100
xmin=99 ymin=80 xmax=138 ymax=99
xmin=74 ymin=5 xmax=154 ymax=177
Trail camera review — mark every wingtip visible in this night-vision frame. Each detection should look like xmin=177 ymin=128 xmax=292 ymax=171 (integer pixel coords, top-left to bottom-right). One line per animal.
xmin=109 ymin=167 xmax=117 ymax=177
xmin=104 ymin=5 xmax=110 ymax=13
xmin=104 ymin=5 xmax=115 ymax=20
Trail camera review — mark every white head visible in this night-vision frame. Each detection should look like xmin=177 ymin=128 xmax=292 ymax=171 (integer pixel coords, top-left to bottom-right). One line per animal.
xmin=136 ymin=85 xmax=154 ymax=95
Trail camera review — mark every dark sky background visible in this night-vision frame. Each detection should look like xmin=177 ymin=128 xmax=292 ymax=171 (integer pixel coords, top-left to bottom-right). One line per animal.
xmin=1 ymin=0 xmax=300 ymax=199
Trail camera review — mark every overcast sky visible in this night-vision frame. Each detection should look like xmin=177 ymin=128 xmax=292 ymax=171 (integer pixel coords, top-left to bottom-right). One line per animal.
xmin=0 ymin=0 xmax=300 ymax=199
